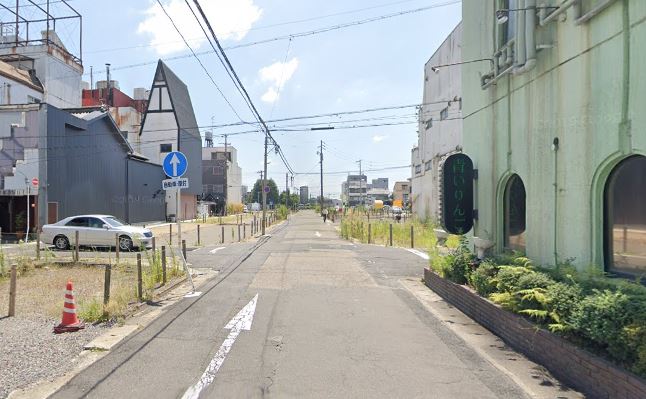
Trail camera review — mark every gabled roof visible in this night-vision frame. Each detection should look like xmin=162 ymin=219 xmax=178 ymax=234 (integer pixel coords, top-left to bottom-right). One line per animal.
xmin=69 ymin=109 xmax=133 ymax=153
xmin=139 ymin=60 xmax=200 ymax=140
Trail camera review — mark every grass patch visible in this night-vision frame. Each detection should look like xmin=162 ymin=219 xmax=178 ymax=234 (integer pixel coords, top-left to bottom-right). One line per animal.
xmin=340 ymin=213 xmax=438 ymax=251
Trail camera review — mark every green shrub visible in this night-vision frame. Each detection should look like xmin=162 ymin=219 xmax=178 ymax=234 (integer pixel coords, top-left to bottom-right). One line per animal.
xmin=491 ymin=266 xmax=532 ymax=292
xmin=516 ymin=271 xmax=555 ymax=290
xmin=572 ymin=290 xmax=634 ymax=362
xmin=443 ymin=238 xmax=474 ymax=284
xmin=469 ymin=261 xmax=498 ymax=296
xmin=545 ymin=282 xmax=583 ymax=332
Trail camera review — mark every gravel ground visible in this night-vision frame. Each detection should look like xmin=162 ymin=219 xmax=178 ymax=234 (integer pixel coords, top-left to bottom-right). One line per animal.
xmin=0 ymin=315 xmax=105 ymax=399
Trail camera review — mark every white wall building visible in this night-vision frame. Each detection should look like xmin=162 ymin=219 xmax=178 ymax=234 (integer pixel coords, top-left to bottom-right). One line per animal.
xmin=411 ymin=22 xmax=463 ymax=221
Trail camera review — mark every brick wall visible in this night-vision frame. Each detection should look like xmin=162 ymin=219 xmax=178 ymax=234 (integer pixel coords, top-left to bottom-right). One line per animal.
xmin=423 ymin=268 xmax=646 ymax=399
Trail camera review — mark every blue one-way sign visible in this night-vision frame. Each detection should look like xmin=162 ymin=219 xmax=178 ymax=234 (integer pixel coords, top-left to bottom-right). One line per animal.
xmin=162 ymin=151 xmax=188 ymax=178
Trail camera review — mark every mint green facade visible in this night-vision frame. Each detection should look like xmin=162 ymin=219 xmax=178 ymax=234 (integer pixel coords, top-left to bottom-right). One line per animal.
xmin=461 ymin=0 xmax=646 ymax=270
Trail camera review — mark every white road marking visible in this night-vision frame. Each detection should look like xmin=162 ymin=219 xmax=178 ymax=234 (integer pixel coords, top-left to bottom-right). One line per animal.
xmin=315 ymin=232 xmax=321 ymax=237
xmin=182 ymin=294 xmax=258 ymax=399
xmin=405 ymin=248 xmax=430 ymax=260
xmin=209 ymin=247 xmax=226 ymax=254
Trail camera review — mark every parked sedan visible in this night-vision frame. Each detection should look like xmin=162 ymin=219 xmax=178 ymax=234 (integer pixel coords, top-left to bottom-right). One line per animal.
xmin=41 ymin=215 xmax=154 ymax=251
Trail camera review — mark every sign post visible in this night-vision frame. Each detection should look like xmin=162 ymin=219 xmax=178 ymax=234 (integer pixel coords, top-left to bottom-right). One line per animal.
xmin=162 ymin=151 xmax=188 ymax=249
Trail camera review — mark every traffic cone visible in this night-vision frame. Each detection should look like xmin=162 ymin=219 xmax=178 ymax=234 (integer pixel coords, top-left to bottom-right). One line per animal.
xmin=53 ymin=280 xmax=85 ymax=334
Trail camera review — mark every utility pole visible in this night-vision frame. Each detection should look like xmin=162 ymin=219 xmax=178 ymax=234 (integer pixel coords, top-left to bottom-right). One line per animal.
xmin=285 ymin=172 xmax=289 ymax=208
xmin=262 ymin=126 xmax=268 ymax=235
xmin=257 ymin=171 xmax=263 ymax=204
xmin=356 ymin=160 xmax=363 ymax=206
xmin=224 ymin=134 xmax=228 ymax=216
xmin=105 ymin=63 xmax=112 ymax=107
xmin=319 ymin=140 xmax=324 ymax=211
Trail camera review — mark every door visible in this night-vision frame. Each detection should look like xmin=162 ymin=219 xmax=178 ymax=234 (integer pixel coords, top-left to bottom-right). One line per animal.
xmin=48 ymin=202 xmax=58 ymax=224
xmin=64 ymin=217 xmax=89 ymax=246
xmin=85 ymin=217 xmax=109 ymax=247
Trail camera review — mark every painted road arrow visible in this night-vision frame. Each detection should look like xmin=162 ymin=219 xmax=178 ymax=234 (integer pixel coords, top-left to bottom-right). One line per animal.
xmin=182 ymin=294 xmax=258 ymax=399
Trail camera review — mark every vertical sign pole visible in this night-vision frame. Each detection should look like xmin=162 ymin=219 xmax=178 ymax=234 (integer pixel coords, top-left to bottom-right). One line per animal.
xmin=176 ymin=187 xmax=182 ymax=252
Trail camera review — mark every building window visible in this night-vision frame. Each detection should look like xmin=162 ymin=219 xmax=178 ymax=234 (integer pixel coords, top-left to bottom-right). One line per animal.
xmin=504 ymin=174 xmax=526 ymax=252
xmin=27 ymin=95 xmax=40 ymax=104
xmin=160 ymin=143 xmax=172 ymax=153
xmin=414 ymin=165 xmax=422 ymax=175
xmin=604 ymin=156 xmax=646 ymax=275
xmin=213 ymin=166 xmax=224 ymax=176
xmin=425 ymin=118 xmax=433 ymax=129
xmin=440 ymin=107 xmax=449 ymax=120
xmin=214 ymin=184 xmax=224 ymax=193
xmin=425 ymin=161 xmax=432 ymax=171
xmin=498 ymin=0 xmax=518 ymax=47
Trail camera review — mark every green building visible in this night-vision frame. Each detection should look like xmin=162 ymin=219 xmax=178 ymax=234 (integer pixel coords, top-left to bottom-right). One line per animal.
xmin=461 ymin=0 xmax=645 ymax=275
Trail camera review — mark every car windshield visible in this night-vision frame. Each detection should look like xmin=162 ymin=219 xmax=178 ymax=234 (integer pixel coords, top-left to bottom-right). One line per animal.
xmin=105 ymin=217 xmax=126 ymax=227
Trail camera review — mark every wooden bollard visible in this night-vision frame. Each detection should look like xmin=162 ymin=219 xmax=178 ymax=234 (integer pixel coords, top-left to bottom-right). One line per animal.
xmin=152 ymin=236 xmax=156 ymax=254
xmin=104 ymin=264 xmax=111 ymax=305
xmin=36 ymin=231 xmax=41 ymax=260
xmin=197 ymin=224 xmax=201 ymax=246
xmin=137 ymin=254 xmax=142 ymax=301
xmin=389 ymin=224 xmax=393 ymax=247
xmin=221 ymin=226 xmax=225 ymax=244
xmin=169 ymin=224 xmax=173 ymax=245
xmin=238 ymin=224 xmax=241 ymax=242
xmin=8 ymin=264 xmax=17 ymax=317
xmin=115 ymin=234 xmax=120 ymax=262
xmin=74 ymin=231 xmax=80 ymax=262
xmin=411 ymin=225 xmax=414 ymax=248
xmin=368 ymin=224 xmax=372 ymax=244
xmin=182 ymin=240 xmax=187 ymax=260
xmin=161 ymin=246 xmax=167 ymax=285
xmin=243 ymin=224 xmax=246 ymax=239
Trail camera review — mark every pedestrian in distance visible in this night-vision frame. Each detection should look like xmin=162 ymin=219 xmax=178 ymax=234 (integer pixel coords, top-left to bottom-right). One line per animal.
xmin=322 ymin=207 xmax=329 ymax=223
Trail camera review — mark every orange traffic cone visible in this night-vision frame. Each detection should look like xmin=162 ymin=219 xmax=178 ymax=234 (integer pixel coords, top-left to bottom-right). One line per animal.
xmin=53 ymin=280 xmax=85 ymax=334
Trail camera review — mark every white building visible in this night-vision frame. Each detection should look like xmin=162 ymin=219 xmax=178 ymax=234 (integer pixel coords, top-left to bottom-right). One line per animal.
xmin=411 ymin=22 xmax=463 ymax=221
xmin=139 ymin=60 xmax=202 ymax=220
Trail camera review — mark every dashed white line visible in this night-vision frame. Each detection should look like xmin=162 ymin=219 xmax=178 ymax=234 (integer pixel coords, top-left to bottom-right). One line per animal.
xmin=405 ymin=248 xmax=430 ymax=260
xmin=209 ymin=247 xmax=226 ymax=254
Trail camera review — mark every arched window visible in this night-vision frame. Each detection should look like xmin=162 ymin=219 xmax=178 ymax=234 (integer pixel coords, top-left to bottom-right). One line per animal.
xmin=604 ymin=156 xmax=646 ymax=275
xmin=504 ymin=174 xmax=526 ymax=252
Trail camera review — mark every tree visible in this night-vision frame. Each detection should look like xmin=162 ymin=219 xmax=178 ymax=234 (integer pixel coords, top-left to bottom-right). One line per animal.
xmin=279 ymin=191 xmax=300 ymax=207
xmin=249 ymin=179 xmax=279 ymax=207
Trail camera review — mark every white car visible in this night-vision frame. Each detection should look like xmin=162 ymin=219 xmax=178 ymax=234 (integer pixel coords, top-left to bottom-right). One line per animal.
xmin=41 ymin=215 xmax=154 ymax=251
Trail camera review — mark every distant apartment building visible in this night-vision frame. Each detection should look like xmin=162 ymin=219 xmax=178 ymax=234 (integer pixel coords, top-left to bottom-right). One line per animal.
xmin=371 ymin=178 xmax=389 ymax=190
xmin=201 ymin=145 xmax=242 ymax=215
xmin=299 ymin=186 xmax=309 ymax=205
xmin=393 ymin=181 xmax=411 ymax=206
xmin=411 ymin=22 xmax=463 ymax=222
xmin=345 ymin=175 xmax=367 ymax=206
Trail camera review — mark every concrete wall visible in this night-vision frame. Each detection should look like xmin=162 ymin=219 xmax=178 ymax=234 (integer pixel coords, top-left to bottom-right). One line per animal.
xmin=462 ymin=0 xmax=646 ymax=269
xmin=0 ymin=78 xmax=42 ymax=105
xmin=412 ymin=22 xmax=463 ymax=222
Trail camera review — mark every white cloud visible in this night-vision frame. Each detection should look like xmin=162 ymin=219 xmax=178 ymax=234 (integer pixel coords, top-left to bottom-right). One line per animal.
xmin=373 ymin=135 xmax=388 ymax=143
xmin=261 ymin=87 xmax=279 ymax=103
xmin=259 ymin=57 xmax=299 ymax=103
xmin=138 ymin=0 xmax=262 ymax=55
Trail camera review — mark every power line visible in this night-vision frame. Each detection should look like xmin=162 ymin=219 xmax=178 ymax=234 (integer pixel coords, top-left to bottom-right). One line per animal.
xmin=78 ymin=0 xmax=461 ymax=77
xmin=155 ymin=0 xmax=247 ymax=125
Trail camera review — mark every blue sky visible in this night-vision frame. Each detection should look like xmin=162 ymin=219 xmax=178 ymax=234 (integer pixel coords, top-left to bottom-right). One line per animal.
xmin=74 ymin=0 xmax=462 ymax=197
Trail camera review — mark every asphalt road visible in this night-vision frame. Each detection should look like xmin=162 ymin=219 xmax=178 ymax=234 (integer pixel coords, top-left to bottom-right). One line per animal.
xmin=51 ymin=211 xmax=528 ymax=399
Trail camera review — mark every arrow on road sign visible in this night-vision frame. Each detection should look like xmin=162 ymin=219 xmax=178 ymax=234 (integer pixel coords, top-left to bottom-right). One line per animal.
xmin=170 ymin=153 xmax=180 ymax=177
xmin=182 ymin=294 xmax=258 ymax=399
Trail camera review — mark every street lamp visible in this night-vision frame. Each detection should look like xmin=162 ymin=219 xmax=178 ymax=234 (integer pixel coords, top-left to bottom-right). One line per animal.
xmin=495 ymin=6 xmax=558 ymax=24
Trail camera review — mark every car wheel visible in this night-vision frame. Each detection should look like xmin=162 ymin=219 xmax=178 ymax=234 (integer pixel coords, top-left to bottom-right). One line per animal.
xmin=119 ymin=235 xmax=133 ymax=252
xmin=54 ymin=235 xmax=70 ymax=250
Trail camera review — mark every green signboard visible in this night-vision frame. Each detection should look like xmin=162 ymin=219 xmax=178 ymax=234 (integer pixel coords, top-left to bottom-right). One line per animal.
xmin=442 ymin=153 xmax=474 ymax=235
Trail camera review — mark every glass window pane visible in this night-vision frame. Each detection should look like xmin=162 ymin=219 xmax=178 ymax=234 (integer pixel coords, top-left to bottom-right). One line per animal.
xmin=504 ymin=175 xmax=526 ymax=251
xmin=607 ymin=156 xmax=646 ymax=274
